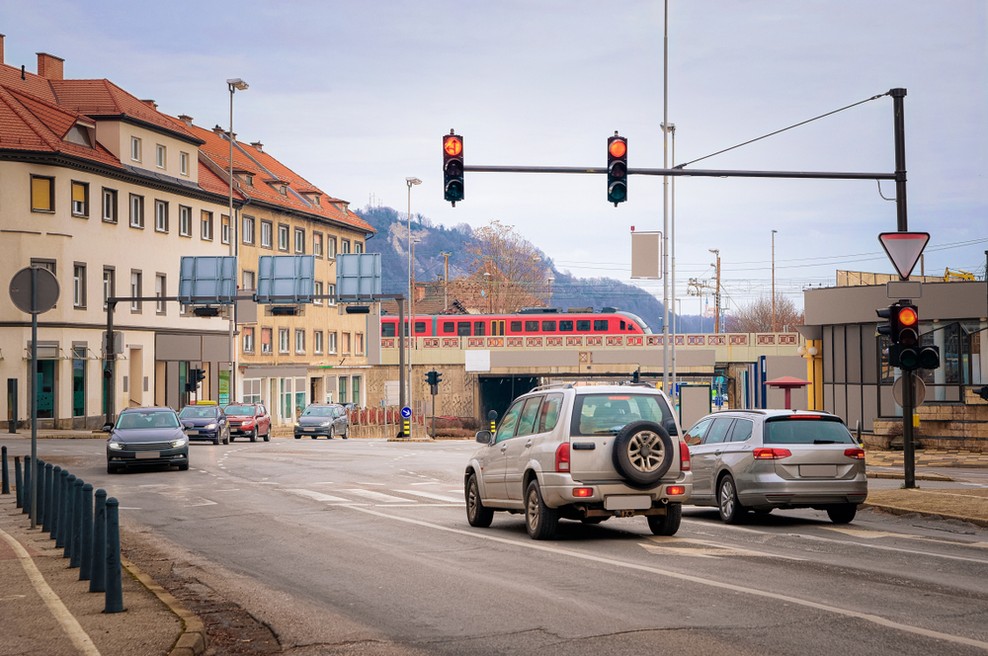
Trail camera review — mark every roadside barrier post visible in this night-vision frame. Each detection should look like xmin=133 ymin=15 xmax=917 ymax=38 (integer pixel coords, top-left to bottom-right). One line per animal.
xmin=13 ymin=456 xmax=21 ymax=508
xmin=1 ymin=446 xmax=8 ymax=494
xmin=79 ymin=483 xmax=93 ymax=581
xmin=57 ymin=472 xmax=74 ymax=550
xmin=49 ymin=465 xmax=62 ymax=540
xmin=90 ymin=489 xmax=107 ymax=593
xmin=36 ymin=459 xmax=45 ymax=527
xmin=70 ymin=477 xmax=84 ymax=567
xmin=103 ymin=497 xmax=124 ymax=613
xmin=23 ymin=455 xmax=31 ymax=517
xmin=42 ymin=463 xmax=53 ymax=532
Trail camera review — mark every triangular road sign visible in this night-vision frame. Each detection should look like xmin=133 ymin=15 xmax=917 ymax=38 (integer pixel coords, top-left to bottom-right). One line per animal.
xmin=879 ymin=232 xmax=930 ymax=280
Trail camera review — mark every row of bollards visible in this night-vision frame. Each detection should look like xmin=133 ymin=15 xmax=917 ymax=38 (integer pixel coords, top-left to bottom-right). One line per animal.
xmin=1 ymin=445 xmax=124 ymax=613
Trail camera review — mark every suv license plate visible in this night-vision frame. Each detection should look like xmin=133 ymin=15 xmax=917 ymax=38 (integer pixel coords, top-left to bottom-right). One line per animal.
xmin=604 ymin=495 xmax=651 ymax=511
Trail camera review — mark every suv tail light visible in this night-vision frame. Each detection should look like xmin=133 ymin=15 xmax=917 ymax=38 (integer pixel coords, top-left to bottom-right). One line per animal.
xmin=753 ymin=447 xmax=792 ymax=460
xmin=679 ymin=441 xmax=691 ymax=471
xmin=555 ymin=443 xmax=571 ymax=472
xmin=844 ymin=447 xmax=866 ymax=460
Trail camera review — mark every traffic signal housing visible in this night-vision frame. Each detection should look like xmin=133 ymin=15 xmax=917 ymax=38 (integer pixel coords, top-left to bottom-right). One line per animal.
xmin=879 ymin=303 xmax=941 ymax=372
xmin=443 ymin=132 xmax=464 ymax=205
xmin=425 ymin=370 xmax=442 ymax=395
xmin=607 ymin=133 xmax=628 ymax=206
xmin=186 ymin=368 xmax=206 ymax=392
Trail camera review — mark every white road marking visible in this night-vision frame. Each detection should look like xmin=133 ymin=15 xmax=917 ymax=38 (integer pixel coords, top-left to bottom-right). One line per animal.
xmin=797 ymin=531 xmax=988 ymax=565
xmin=397 ymin=489 xmax=464 ymax=503
xmin=641 ymin=537 xmax=804 ymax=561
xmin=285 ymin=489 xmax=349 ymax=503
xmin=342 ymin=488 xmax=410 ymax=503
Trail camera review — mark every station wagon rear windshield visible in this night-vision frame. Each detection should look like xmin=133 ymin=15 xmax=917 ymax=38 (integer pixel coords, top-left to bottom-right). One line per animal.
xmin=572 ymin=393 xmax=675 ymax=436
xmin=764 ymin=416 xmax=855 ymax=445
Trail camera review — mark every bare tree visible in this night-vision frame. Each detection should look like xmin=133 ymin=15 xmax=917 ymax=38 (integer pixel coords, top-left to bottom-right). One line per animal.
xmin=460 ymin=220 xmax=548 ymax=312
xmin=725 ymin=295 xmax=804 ymax=333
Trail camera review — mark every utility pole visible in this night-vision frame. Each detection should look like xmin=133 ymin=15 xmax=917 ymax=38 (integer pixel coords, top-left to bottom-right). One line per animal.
xmin=709 ymin=249 xmax=721 ymax=333
xmin=441 ymin=251 xmax=451 ymax=310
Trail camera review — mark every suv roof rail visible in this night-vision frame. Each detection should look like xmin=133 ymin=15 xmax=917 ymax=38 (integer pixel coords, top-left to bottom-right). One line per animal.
xmin=529 ymin=382 xmax=575 ymax=393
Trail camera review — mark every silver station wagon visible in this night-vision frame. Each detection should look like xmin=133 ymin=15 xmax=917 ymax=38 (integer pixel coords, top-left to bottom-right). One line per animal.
xmin=684 ymin=409 xmax=867 ymax=524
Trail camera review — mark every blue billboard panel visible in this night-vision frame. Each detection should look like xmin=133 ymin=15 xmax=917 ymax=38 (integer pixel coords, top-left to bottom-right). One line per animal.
xmin=336 ymin=253 xmax=382 ymax=301
xmin=178 ymin=256 xmax=237 ymax=304
xmin=256 ymin=255 xmax=315 ymax=304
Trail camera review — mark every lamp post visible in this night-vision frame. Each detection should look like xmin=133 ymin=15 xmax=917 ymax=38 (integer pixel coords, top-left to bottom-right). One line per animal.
xmin=709 ymin=248 xmax=721 ymax=333
xmin=405 ymin=177 xmax=421 ymax=425
xmin=771 ymin=229 xmax=778 ymax=333
xmin=662 ymin=121 xmax=677 ymax=399
xmin=226 ymin=77 xmax=248 ymax=404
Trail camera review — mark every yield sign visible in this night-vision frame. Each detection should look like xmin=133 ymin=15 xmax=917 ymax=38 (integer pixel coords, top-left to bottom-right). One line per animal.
xmin=879 ymin=232 xmax=930 ymax=280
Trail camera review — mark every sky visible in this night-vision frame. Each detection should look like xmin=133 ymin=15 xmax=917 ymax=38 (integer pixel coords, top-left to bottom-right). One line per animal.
xmin=5 ymin=0 xmax=986 ymax=319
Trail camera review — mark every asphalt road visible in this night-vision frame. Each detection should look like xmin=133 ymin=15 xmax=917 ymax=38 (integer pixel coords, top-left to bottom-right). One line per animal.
xmin=15 ymin=437 xmax=988 ymax=656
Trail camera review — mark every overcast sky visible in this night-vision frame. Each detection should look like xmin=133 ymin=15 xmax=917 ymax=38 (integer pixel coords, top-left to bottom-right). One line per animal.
xmin=6 ymin=0 xmax=986 ymax=317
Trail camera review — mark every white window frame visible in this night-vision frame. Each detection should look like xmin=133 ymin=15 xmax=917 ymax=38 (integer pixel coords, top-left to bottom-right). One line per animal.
xmin=102 ymin=188 xmax=118 ymax=223
xmin=278 ymin=224 xmax=289 ymax=251
xmin=130 ymin=136 xmax=142 ymax=162
xmin=313 ymin=281 xmax=323 ymax=306
xmin=221 ymin=215 xmax=230 ymax=245
xmin=260 ymin=221 xmax=272 ymax=248
xmin=201 ymin=211 xmax=213 ymax=240
xmin=155 ymin=144 xmax=166 ymax=169
xmin=155 ymin=273 xmax=166 ymax=314
xmin=278 ymin=328 xmax=290 ymax=354
xmin=327 ymin=283 xmax=336 ymax=306
xmin=129 ymin=194 xmax=144 ymax=228
xmin=179 ymin=205 xmax=192 ymax=236
xmin=243 ymin=327 xmax=255 ymax=353
xmin=314 ymin=331 xmax=324 ymax=354
xmin=294 ymin=227 xmax=305 ymax=254
xmin=328 ymin=332 xmax=337 ymax=355
xmin=130 ymin=270 xmax=142 ymax=312
xmin=73 ymin=263 xmax=86 ymax=309
xmin=102 ymin=267 xmax=115 ymax=311
xmin=154 ymin=199 xmax=168 ymax=232
xmin=180 ymin=151 xmax=190 ymax=176
xmin=242 ymin=216 xmax=255 ymax=245
xmin=295 ymin=329 xmax=306 ymax=354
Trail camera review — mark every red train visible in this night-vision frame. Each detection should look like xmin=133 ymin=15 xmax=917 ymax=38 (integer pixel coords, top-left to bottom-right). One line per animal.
xmin=380 ymin=308 xmax=652 ymax=339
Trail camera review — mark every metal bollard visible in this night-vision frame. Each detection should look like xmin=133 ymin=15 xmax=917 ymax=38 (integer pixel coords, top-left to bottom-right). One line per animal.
xmin=90 ymin=489 xmax=107 ymax=593
xmin=23 ymin=455 xmax=31 ymax=517
xmin=14 ymin=456 xmax=22 ymax=508
xmin=57 ymin=472 xmax=73 ymax=549
xmin=1 ymin=445 xmax=8 ymax=495
xmin=69 ymin=477 xmax=84 ymax=568
xmin=63 ymin=474 xmax=77 ymax=559
xmin=36 ymin=459 xmax=45 ymax=527
xmin=42 ymin=463 xmax=53 ymax=532
xmin=49 ymin=466 xmax=62 ymax=540
xmin=79 ymin=483 xmax=94 ymax=581
xmin=103 ymin=497 xmax=124 ymax=613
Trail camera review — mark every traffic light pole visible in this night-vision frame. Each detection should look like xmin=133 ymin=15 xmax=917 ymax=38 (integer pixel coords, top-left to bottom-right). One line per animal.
xmin=901 ymin=365 xmax=917 ymax=489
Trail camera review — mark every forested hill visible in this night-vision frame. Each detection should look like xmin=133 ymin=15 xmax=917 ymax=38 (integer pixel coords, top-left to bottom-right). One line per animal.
xmin=357 ymin=205 xmax=696 ymax=333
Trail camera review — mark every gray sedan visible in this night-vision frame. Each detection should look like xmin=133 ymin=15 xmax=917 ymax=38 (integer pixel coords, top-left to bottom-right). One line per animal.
xmin=684 ymin=409 xmax=867 ymax=524
xmin=105 ymin=407 xmax=190 ymax=473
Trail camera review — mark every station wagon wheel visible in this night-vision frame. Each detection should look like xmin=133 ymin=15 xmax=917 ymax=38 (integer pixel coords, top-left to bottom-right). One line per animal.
xmin=465 ymin=473 xmax=494 ymax=528
xmin=525 ymin=480 xmax=559 ymax=540
xmin=826 ymin=503 xmax=857 ymax=524
xmin=612 ymin=421 xmax=674 ymax=487
xmin=718 ymin=474 xmax=746 ymax=524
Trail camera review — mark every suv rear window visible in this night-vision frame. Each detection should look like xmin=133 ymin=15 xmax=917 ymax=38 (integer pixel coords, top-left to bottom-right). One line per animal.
xmin=572 ymin=393 xmax=674 ymax=436
xmin=764 ymin=416 xmax=855 ymax=445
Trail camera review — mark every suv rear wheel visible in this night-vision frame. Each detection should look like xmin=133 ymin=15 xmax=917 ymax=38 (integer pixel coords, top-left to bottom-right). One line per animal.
xmin=465 ymin=473 xmax=494 ymax=528
xmin=612 ymin=421 xmax=674 ymax=487
xmin=525 ymin=480 xmax=559 ymax=540
xmin=647 ymin=503 xmax=682 ymax=536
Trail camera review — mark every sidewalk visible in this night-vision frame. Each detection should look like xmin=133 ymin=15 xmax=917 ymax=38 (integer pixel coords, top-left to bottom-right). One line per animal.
xmin=0 ymin=495 xmax=202 ymax=656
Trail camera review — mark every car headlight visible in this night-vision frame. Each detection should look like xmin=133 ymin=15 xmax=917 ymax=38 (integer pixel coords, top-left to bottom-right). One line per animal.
xmin=108 ymin=440 xmax=124 ymax=451
xmin=170 ymin=437 xmax=189 ymax=448
xmin=204 ymin=423 xmax=217 ymax=430
xmin=320 ymin=421 xmax=332 ymax=427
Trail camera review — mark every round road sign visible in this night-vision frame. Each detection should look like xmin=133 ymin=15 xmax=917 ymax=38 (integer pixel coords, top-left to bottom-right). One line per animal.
xmin=9 ymin=267 xmax=60 ymax=315
xmin=401 ymin=406 xmax=412 ymax=419
xmin=892 ymin=373 xmax=927 ymax=407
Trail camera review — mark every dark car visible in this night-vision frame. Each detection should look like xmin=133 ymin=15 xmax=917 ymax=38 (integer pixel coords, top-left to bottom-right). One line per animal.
xmin=224 ymin=403 xmax=271 ymax=442
xmin=294 ymin=403 xmax=349 ymax=439
xmin=178 ymin=404 xmax=229 ymax=445
xmin=105 ymin=407 xmax=189 ymax=473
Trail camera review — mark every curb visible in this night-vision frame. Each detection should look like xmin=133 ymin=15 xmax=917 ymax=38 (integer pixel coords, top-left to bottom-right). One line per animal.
xmin=862 ymin=502 xmax=988 ymax=528
xmin=121 ymin=556 xmax=206 ymax=656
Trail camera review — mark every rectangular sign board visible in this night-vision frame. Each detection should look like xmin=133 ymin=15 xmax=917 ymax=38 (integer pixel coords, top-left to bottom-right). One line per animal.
xmin=336 ymin=253 xmax=383 ymax=301
xmin=256 ymin=255 xmax=315 ymax=304
xmin=630 ymin=230 xmax=661 ymax=280
xmin=178 ymin=256 xmax=237 ymax=305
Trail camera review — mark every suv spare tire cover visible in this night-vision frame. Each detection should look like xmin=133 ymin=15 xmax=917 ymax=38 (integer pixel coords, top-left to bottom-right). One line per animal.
xmin=611 ymin=420 xmax=674 ymax=487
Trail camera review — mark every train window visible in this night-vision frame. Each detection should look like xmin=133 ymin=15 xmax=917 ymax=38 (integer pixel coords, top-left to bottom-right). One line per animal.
xmin=620 ymin=320 xmax=627 ymax=330
xmin=576 ymin=320 xmax=591 ymax=331
xmin=593 ymin=320 xmax=609 ymax=331
xmin=442 ymin=321 xmax=454 ymax=334
xmin=510 ymin=321 xmax=522 ymax=332
xmin=474 ymin=321 xmax=486 ymax=336
xmin=381 ymin=322 xmax=395 ymax=337
xmin=492 ymin=320 xmax=505 ymax=336
xmin=559 ymin=320 xmax=574 ymax=332
xmin=525 ymin=321 xmax=538 ymax=332
xmin=457 ymin=321 xmax=471 ymax=336
xmin=413 ymin=321 xmax=427 ymax=335
xmin=542 ymin=320 xmax=556 ymax=332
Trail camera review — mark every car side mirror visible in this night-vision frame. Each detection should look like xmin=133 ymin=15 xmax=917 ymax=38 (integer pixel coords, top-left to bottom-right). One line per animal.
xmin=476 ymin=430 xmax=494 ymax=445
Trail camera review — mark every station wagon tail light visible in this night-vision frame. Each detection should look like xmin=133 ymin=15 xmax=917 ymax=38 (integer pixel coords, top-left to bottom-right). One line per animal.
xmin=679 ymin=441 xmax=691 ymax=471
xmin=555 ymin=443 xmax=571 ymax=472
xmin=844 ymin=447 xmax=866 ymax=460
xmin=753 ymin=447 xmax=792 ymax=460
xmin=572 ymin=487 xmax=593 ymax=498
xmin=666 ymin=485 xmax=686 ymax=496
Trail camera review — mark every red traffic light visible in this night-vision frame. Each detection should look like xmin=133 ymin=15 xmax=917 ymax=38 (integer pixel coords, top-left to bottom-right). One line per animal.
xmin=608 ymin=138 xmax=627 ymax=159
xmin=443 ymin=135 xmax=463 ymax=157
xmin=897 ymin=306 xmax=918 ymax=327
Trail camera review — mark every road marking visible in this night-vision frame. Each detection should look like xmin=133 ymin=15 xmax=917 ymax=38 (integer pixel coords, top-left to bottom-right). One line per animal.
xmin=347 ymin=505 xmax=988 ymax=653
xmin=0 ymin=527 xmax=102 ymax=655
xmin=285 ymin=489 xmax=349 ymax=503
xmin=641 ymin=537 xmax=805 ymax=561
xmin=397 ymin=489 xmax=464 ymax=503
xmin=342 ymin=488 xmax=410 ymax=503
xmin=800 ymin=531 xmax=988 ymax=565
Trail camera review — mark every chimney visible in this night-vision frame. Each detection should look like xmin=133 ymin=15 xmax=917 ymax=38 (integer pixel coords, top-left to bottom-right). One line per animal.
xmin=140 ymin=99 xmax=158 ymax=110
xmin=0 ymin=34 xmax=5 ymax=65
xmin=250 ymin=141 xmax=263 ymax=152
xmin=36 ymin=52 xmax=64 ymax=80
xmin=178 ymin=114 xmax=194 ymax=126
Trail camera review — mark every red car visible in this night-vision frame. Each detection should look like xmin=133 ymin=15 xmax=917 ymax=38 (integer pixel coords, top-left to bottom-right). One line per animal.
xmin=224 ymin=403 xmax=272 ymax=442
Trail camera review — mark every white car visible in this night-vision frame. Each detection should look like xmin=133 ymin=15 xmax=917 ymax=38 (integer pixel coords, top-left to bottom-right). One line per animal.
xmin=464 ymin=383 xmax=692 ymax=540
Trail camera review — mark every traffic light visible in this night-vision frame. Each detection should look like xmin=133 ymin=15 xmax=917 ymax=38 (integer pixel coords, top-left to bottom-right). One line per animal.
xmin=892 ymin=304 xmax=920 ymax=370
xmin=425 ymin=370 xmax=442 ymax=395
xmin=186 ymin=368 xmax=205 ymax=392
xmin=443 ymin=132 xmax=464 ymax=205
xmin=607 ymin=133 xmax=628 ymax=206
xmin=425 ymin=370 xmax=437 ymax=386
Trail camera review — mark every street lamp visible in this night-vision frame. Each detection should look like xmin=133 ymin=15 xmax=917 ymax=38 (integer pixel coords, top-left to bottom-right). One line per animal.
xmin=226 ymin=77 xmax=248 ymax=404
xmin=405 ymin=177 xmax=421 ymax=425
xmin=662 ymin=121 xmax=677 ymax=399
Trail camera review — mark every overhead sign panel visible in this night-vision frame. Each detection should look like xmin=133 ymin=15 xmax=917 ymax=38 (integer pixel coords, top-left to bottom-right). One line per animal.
xmin=178 ymin=256 xmax=237 ymax=304
xmin=630 ymin=230 xmax=661 ymax=279
xmin=256 ymin=255 xmax=315 ymax=304
xmin=879 ymin=232 xmax=929 ymax=281
xmin=336 ymin=253 xmax=382 ymax=301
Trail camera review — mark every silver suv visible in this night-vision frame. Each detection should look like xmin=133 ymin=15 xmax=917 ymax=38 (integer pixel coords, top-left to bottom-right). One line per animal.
xmin=464 ymin=383 xmax=692 ymax=540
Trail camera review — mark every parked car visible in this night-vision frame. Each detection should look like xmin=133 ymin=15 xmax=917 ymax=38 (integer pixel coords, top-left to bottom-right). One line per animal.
xmin=294 ymin=403 xmax=349 ymax=439
xmin=105 ymin=407 xmax=189 ymax=473
xmin=684 ymin=409 xmax=867 ymax=524
xmin=224 ymin=403 xmax=271 ymax=442
xmin=178 ymin=403 xmax=229 ymax=445
xmin=464 ymin=382 xmax=692 ymax=540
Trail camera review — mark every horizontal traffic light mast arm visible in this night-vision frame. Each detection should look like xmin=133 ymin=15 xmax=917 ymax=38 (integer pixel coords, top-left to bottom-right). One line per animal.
xmin=463 ymin=165 xmax=895 ymax=180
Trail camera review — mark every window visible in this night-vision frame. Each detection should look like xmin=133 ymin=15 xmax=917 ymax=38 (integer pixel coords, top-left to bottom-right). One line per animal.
xmin=155 ymin=274 xmax=166 ymax=314
xmin=102 ymin=267 xmax=115 ymax=310
xmin=314 ymin=281 xmax=323 ymax=305
xmin=326 ymin=236 xmax=337 ymax=259
xmin=180 ymin=151 xmax=190 ymax=176
xmin=73 ymin=263 xmax=86 ymax=308
xmin=294 ymin=228 xmax=305 ymax=254
xmin=242 ymin=216 xmax=255 ymax=245
xmin=102 ymin=188 xmax=118 ymax=223
xmin=71 ymin=181 xmax=89 ymax=217
xmin=327 ymin=283 xmax=336 ymax=306
xmin=201 ymin=211 xmax=213 ymax=240
xmin=351 ymin=377 xmax=361 ymax=406
xmin=295 ymin=329 xmax=306 ymax=354
xmin=338 ymin=377 xmax=347 ymax=405
xmin=278 ymin=328 xmax=290 ymax=354
xmin=261 ymin=328 xmax=272 ymax=354
xmin=31 ymin=175 xmax=54 ymax=212
xmin=179 ymin=205 xmax=192 ymax=236
xmin=155 ymin=144 xmax=166 ymax=169
xmin=354 ymin=242 xmax=364 ymax=254
xmin=154 ymin=200 xmax=169 ymax=232
xmin=342 ymin=332 xmax=351 ymax=355
xmin=313 ymin=232 xmax=323 ymax=257
xmin=130 ymin=136 xmax=141 ymax=162
xmin=129 ymin=194 xmax=144 ymax=228
xmin=243 ymin=327 xmax=255 ymax=353
xmin=240 ymin=270 xmax=254 ymax=292
xmin=328 ymin=332 xmax=337 ymax=354
xmin=260 ymin=221 xmax=273 ymax=248
xmin=314 ymin=331 xmax=324 ymax=354
xmin=221 ymin=214 xmax=230 ymax=245
xmin=355 ymin=333 xmax=364 ymax=355
xmin=277 ymin=224 xmax=289 ymax=251
xmin=130 ymin=270 xmax=143 ymax=312
xmin=341 ymin=239 xmax=351 ymax=254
